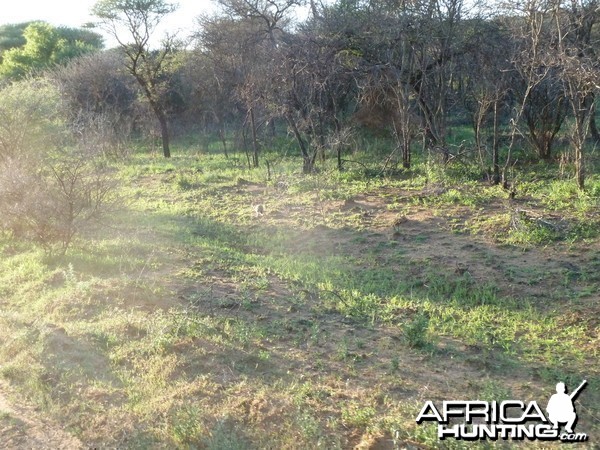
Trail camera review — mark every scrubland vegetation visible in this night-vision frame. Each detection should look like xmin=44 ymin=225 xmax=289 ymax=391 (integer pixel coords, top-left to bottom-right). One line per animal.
xmin=0 ymin=0 xmax=599 ymax=448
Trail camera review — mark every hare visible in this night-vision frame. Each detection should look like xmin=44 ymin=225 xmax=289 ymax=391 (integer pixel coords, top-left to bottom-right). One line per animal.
xmin=253 ymin=203 xmax=265 ymax=217
xmin=392 ymin=215 xmax=408 ymax=232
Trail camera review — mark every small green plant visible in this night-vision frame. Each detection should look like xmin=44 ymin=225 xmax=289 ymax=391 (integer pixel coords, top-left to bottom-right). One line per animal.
xmin=336 ymin=337 xmax=351 ymax=361
xmin=479 ymin=380 xmax=512 ymax=402
xmin=170 ymin=405 xmax=203 ymax=446
xmin=341 ymin=404 xmax=376 ymax=429
xmin=404 ymin=312 xmax=432 ymax=350
xmin=297 ymin=411 xmax=322 ymax=441
xmin=64 ymin=263 xmax=77 ymax=287
xmin=176 ymin=173 xmax=195 ymax=190
xmin=205 ymin=420 xmax=249 ymax=450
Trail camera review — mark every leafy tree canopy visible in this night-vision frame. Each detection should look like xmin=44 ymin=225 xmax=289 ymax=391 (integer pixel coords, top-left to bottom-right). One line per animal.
xmin=0 ymin=23 xmax=29 ymax=54
xmin=0 ymin=22 xmax=104 ymax=79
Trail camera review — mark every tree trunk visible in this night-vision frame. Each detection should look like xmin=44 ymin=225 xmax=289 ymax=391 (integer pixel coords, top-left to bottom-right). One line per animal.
xmin=402 ymin=132 xmax=411 ymax=169
xmin=536 ymin=132 xmax=552 ymax=160
xmin=218 ymin=124 xmax=228 ymax=159
xmin=157 ymin=112 xmax=170 ymax=158
xmin=317 ymin=113 xmax=327 ymax=163
xmin=474 ymin=114 xmax=483 ymax=168
xmin=492 ymin=100 xmax=500 ymax=185
xmin=570 ymin=98 xmax=587 ymax=190
xmin=287 ymin=114 xmax=314 ymax=174
xmin=136 ymin=75 xmax=171 ymax=158
xmin=589 ymin=97 xmax=599 ymax=143
xmin=302 ymin=155 xmax=315 ymax=174
xmin=575 ymin=114 xmax=586 ymax=190
xmin=249 ymin=107 xmax=259 ymax=168
xmin=240 ymin=118 xmax=252 ymax=170
xmin=575 ymin=143 xmax=585 ymax=190
xmin=590 ymin=113 xmax=599 ymax=142
xmin=147 ymin=101 xmax=170 ymax=158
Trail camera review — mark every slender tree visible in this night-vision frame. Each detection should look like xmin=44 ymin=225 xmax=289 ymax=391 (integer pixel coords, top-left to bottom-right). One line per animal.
xmin=93 ymin=0 xmax=177 ymax=158
xmin=551 ymin=0 xmax=600 ymax=189
xmin=200 ymin=0 xmax=303 ymax=168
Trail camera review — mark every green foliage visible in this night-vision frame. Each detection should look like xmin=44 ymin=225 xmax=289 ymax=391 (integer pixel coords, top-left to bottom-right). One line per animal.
xmin=93 ymin=0 xmax=177 ymax=22
xmin=169 ymin=405 xmax=203 ymax=445
xmin=479 ymin=380 xmax=512 ymax=402
xmin=0 ymin=22 xmax=29 ymax=54
xmin=55 ymin=26 xmax=104 ymax=50
xmin=0 ymin=78 xmax=64 ymax=159
xmin=341 ymin=404 xmax=376 ymax=429
xmin=0 ymin=22 xmax=103 ymax=80
xmin=205 ymin=420 xmax=250 ymax=450
xmin=93 ymin=0 xmax=179 ymax=158
xmin=0 ymin=144 xmax=597 ymax=448
xmin=0 ymin=0 xmax=599 ymax=445
xmin=403 ymin=312 xmax=432 ymax=350
xmin=506 ymin=215 xmax=562 ymax=246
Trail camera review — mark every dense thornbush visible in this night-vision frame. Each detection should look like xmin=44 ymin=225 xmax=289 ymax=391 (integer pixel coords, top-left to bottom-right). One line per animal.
xmin=51 ymin=51 xmax=138 ymax=159
xmin=0 ymin=79 xmax=118 ymax=254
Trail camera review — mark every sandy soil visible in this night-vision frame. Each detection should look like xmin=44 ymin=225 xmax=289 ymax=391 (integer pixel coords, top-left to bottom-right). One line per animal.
xmin=0 ymin=381 xmax=82 ymax=450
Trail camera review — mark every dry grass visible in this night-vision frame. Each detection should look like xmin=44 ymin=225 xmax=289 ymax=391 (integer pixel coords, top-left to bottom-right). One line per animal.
xmin=0 ymin=152 xmax=598 ymax=449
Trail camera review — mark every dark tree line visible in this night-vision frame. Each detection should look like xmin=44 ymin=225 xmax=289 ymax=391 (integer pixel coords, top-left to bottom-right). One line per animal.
xmin=2 ymin=0 xmax=597 ymax=187
xmin=180 ymin=0 xmax=599 ymax=186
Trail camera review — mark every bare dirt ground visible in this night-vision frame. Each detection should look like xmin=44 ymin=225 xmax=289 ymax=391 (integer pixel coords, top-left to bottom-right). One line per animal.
xmin=171 ymin=181 xmax=598 ymax=447
xmin=1 ymin=177 xmax=597 ymax=448
xmin=266 ymin=184 xmax=600 ymax=305
xmin=0 ymin=381 xmax=82 ymax=449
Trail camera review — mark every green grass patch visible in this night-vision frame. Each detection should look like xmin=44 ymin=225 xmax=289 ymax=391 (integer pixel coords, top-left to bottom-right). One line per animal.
xmin=0 ymin=138 xmax=597 ymax=448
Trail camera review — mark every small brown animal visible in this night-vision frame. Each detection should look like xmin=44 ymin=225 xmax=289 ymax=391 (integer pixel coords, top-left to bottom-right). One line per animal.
xmin=253 ymin=204 xmax=265 ymax=217
xmin=454 ymin=263 xmax=469 ymax=276
xmin=393 ymin=215 xmax=408 ymax=232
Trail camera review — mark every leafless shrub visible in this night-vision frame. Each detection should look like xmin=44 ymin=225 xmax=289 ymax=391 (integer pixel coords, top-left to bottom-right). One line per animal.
xmin=0 ymin=150 xmax=119 ymax=255
xmin=0 ymin=79 xmax=120 ymax=255
xmin=71 ymin=109 xmax=133 ymax=159
xmin=51 ymin=50 xmax=138 ymax=159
